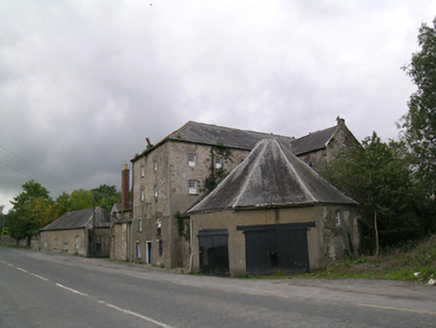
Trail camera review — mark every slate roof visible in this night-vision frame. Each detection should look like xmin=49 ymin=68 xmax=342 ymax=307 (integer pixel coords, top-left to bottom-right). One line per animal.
xmin=134 ymin=120 xmax=351 ymax=160
xmin=40 ymin=207 xmax=113 ymax=231
xmin=188 ymin=138 xmax=357 ymax=213
xmin=133 ymin=121 xmax=294 ymax=160
xmin=291 ymin=125 xmax=338 ymax=155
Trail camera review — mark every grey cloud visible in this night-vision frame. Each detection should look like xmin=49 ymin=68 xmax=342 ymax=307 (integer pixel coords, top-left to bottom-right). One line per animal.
xmin=0 ymin=0 xmax=435 ymax=211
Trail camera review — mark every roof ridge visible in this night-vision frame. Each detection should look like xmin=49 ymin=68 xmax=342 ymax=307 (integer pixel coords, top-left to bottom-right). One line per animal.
xmin=275 ymin=140 xmax=317 ymax=203
xmin=295 ymin=124 xmax=337 ymax=141
xmin=177 ymin=121 xmax=293 ymax=140
xmin=232 ymin=140 xmax=267 ymax=208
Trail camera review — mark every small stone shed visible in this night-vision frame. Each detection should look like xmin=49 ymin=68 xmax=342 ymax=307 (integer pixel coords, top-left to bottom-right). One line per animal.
xmin=188 ymin=139 xmax=359 ymax=276
xmin=40 ymin=207 xmax=114 ymax=258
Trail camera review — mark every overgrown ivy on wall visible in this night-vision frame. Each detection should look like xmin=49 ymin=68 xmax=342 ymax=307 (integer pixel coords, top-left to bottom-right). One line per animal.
xmin=175 ymin=211 xmax=190 ymax=242
xmin=202 ymin=143 xmax=232 ymax=192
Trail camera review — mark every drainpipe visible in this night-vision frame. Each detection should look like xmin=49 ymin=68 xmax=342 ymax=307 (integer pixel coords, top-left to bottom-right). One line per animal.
xmin=188 ymin=216 xmax=193 ymax=273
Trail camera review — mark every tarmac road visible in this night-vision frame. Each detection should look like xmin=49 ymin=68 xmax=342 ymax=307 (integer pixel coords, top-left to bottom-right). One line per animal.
xmin=1 ymin=247 xmax=435 ymax=327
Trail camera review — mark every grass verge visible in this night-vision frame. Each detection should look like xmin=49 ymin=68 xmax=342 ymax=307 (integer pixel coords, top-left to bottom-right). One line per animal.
xmin=300 ymin=234 xmax=436 ymax=282
xmin=246 ymin=234 xmax=436 ymax=283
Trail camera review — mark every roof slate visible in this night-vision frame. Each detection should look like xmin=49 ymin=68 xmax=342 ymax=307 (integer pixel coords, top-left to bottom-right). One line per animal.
xmin=188 ymin=138 xmax=357 ymax=213
xmin=169 ymin=121 xmax=295 ymax=150
xmin=40 ymin=207 xmax=113 ymax=231
xmin=291 ymin=125 xmax=338 ymax=155
xmin=134 ymin=120 xmax=345 ymax=161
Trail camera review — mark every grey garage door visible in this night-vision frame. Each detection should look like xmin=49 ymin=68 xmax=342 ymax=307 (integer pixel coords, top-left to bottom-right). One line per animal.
xmin=198 ymin=229 xmax=229 ymax=276
xmin=238 ymin=223 xmax=314 ymax=275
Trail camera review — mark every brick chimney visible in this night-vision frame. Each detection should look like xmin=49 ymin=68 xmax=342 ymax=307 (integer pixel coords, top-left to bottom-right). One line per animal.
xmin=121 ymin=164 xmax=130 ymax=211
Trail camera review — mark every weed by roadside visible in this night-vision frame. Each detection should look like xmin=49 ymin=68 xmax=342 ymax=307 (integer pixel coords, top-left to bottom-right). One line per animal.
xmin=301 ymin=234 xmax=436 ymax=283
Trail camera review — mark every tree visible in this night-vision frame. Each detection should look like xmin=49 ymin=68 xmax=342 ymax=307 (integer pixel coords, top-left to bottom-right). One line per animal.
xmin=7 ymin=181 xmax=54 ymax=244
xmin=69 ymin=189 xmax=94 ymax=210
xmin=91 ymin=184 xmax=121 ymax=210
xmin=66 ymin=185 xmax=120 ymax=211
xmin=0 ymin=205 xmax=7 ymax=236
xmin=401 ymin=19 xmax=436 ymax=195
xmin=55 ymin=192 xmax=72 ymax=216
xmin=322 ymin=133 xmax=422 ymax=254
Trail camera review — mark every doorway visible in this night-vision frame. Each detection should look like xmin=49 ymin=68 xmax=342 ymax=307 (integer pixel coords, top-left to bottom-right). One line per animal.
xmin=146 ymin=241 xmax=152 ymax=264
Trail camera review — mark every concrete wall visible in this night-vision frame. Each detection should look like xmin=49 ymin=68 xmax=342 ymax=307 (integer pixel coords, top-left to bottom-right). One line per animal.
xmin=190 ymin=205 xmax=359 ymax=276
xmin=40 ymin=229 xmax=87 ymax=256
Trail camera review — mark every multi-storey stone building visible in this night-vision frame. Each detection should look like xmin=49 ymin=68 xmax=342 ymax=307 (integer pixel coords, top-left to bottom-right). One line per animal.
xmin=130 ymin=118 xmax=358 ymax=269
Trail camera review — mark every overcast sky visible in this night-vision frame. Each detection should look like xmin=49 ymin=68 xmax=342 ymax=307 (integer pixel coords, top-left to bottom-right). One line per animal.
xmin=1 ymin=0 xmax=435 ymax=212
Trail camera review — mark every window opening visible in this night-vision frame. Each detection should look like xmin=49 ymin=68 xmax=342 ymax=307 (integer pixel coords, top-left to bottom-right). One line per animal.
xmin=154 ymin=185 xmax=158 ymax=199
xmin=156 ymin=218 xmax=162 ymax=238
xmin=215 ymin=156 xmax=223 ymax=169
xmin=188 ymin=180 xmax=198 ymax=195
xmin=335 ymin=210 xmax=341 ymax=226
xmin=136 ymin=241 xmax=141 ymax=260
xmin=188 ymin=153 xmax=196 ymax=168
xmin=159 ymin=239 xmax=163 ymax=257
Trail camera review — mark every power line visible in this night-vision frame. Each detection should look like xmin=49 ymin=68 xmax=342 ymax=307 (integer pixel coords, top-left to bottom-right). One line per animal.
xmin=0 ymin=146 xmax=75 ymax=192
xmin=0 ymin=157 xmax=35 ymax=180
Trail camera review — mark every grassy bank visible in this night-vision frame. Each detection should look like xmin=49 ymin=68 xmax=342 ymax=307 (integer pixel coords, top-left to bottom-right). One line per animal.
xmin=302 ymin=234 xmax=436 ymax=282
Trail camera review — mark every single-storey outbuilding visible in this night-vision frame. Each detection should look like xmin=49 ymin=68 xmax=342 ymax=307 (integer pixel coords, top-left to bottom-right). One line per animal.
xmin=40 ymin=207 xmax=114 ymax=258
xmin=188 ymin=139 xmax=359 ymax=276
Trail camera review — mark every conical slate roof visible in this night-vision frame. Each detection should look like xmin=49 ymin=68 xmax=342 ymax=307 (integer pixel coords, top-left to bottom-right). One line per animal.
xmin=188 ymin=139 xmax=357 ymax=213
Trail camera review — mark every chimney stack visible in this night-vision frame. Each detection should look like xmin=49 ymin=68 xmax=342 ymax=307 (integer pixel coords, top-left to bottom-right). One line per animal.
xmin=336 ymin=116 xmax=345 ymax=126
xmin=121 ymin=164 xmax=130 ymax=212
xmin=146 ymin=137 xmax=153 ymax=149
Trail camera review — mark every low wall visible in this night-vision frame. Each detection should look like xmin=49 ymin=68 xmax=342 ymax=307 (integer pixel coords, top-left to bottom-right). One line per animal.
xmin=0 ymin=235 xmax=40 ymax=250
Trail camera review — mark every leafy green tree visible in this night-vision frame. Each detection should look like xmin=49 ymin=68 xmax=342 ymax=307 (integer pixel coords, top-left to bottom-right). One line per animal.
xmin=69 ymin=189 xmax=94 ymax=210
xmin=91 ymin=184 xmax=121 ymax=210
xmin=401 ymin=19 xmax=436 ymax=195
xmin=322 ymin=133 xmax=422 ymax=254
xmin=0 ymin=205 xmax=7 ymax=236
xmin=7 ymin=181 xmax=54 ymax=244
xmin=54 ymin=192 xmax=72 ymax=216
xmin=51 ymin=185 xmax=120 ymax=214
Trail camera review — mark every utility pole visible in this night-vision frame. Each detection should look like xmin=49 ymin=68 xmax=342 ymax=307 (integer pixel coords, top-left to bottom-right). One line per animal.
xmin=90 ymin=191 xmax=96 ymax=257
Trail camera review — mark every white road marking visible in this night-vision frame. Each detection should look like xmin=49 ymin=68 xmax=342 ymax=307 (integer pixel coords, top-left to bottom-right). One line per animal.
xmin=1 ymin=260 xmax=15 ymax=268
xmin=30 ymin=273 xmax=49 ymax=281
xmin=359 ymin=303 xmax=436 ymax=315
xmin=55 ymin=283 xmax=89 ymax=297
xmin=98 ymin=300 xmax=173 ymax=328
xmin=4 ymin=262 xmax=170 ymax=327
